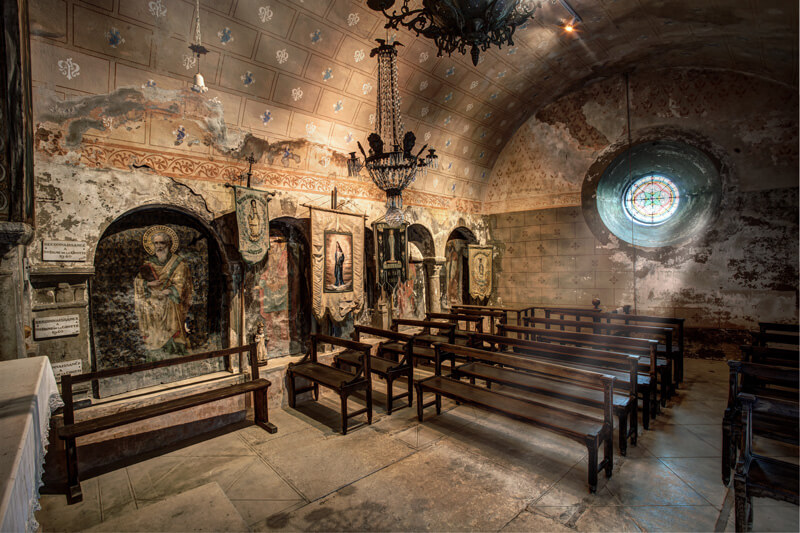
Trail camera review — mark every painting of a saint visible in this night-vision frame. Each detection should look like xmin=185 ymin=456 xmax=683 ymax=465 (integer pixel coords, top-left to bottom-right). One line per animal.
xmin=324 ymin=232 xmax=353 ymax=293
xmin=247 ymin=199 xmax=262 ymax=240
xmin=133 ymin=226 xmax=193 ymax=354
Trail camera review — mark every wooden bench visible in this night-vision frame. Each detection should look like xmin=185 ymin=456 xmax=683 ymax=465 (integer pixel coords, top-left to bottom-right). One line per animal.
xmin=441 ymin=342 xmax=636 ymax=455
xmin=733 ymin=393 xmax=799 ymax=532
xmin=472 ymin=332 xmax=654 ymax=429
xmin=449 ymin=306 xmax=506 ymax=334
xmin=741 ymin=345 xmax=799 ymax=368
xmin=335 ymin=325 xmax=415 ymax=415
xmin=58 ymin=344 xmax=274 ymax=504
xmin=390 ymin=318 xmax=456 ymax=351
xmin=755 ymin=322 xmax=799 ymax=348
xmin=426 ymin=312 xmax=484 ymax=345
xmin=534 ymin=308 xmax=685 ymax=386
xmin=721 ymin=360 xmax=799 ymax=485
xmin=415 ymin=343 xmax=615 ymax=492
xmin=501 ymin=324 xmax=669 ymax=407
xmin=450 ymin=304 xmax=535 ymax=327
xmin=287 ymin=334 xmax=372 ymax=434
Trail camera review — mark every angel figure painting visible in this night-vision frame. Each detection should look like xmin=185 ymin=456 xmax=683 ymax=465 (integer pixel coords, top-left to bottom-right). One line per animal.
xmin=324 ymin=231 xmax=353 ymax=293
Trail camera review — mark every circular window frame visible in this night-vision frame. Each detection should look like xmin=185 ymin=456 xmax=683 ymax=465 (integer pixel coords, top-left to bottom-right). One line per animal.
xmin=622 ymin=174 xmax=681 ymax=226
xmin=581 ymin=133 xmax=726 ymax=252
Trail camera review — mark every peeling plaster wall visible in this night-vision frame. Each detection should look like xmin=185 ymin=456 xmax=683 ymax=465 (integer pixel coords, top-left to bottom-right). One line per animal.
xmin=487 ymin=69 xmax=798 ymax=335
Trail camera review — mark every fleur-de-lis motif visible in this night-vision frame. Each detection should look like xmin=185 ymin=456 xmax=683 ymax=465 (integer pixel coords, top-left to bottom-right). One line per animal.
xmin=102 ymin=117 xmax=114 ymax=130
xmin=345 ymin=132 xmax=353 ymax=143
xmin=346 ymin=13 xmax=359 ymax=26
xmin=497 ymin=70 xmax=506 ymax=78
xmin=291 ymin=87 xmax=303 ymax=101
xmin=218 ymin=27 xmax=233 ymax=44
xmin=445 ymin=66 xmax=455 ymax=77
xmin=106 ymin=27 xmax=125 ymax=48
xmin=57 ymin=57 xmax=80 ymax=80
xmin=507 ymin=47 xmax=517 ymax=55
xmin=462 ymin=146 xmax=468 ymax=154
xmin=420 ymin=106 xmax=429 ymax=117
xmin=470 ymin=80 xmax=479 ymax=90
xmin=484 ymin=112 xmax=493 ymax=119
xmin=444 ymin=115 xmax=451 ymax=125
xmin=310 ymin=29 xmax=322 ymax=44
xmin=148 ymin=0 xmax=167 ymax=18
xmin=361 ymin=82 xmax=372 ymax=95
xmin=490 ymin=92 xmax=498 ymax=100
xmin=444 ymin=92 xmax=453 ymax=102
xmin=479 ymin=151 xmax=485 ymax=159
xmin=368 ymin=113 xmax=376 ymax=125
xmin=173 ymin=125 xmax=186 ymax=145
xmin=305 ymin=122 xmax=316 ymax=136
xmin=419 ymin=51 xmax=429 ymax=63
xmin=276 ymin=49 xmax=288 ymax=64
xmin=445 ymin=139 xmax=452 ymax=147
xmin=182 ymin=54 xmax=196 ymax=70
xmin=462 ymin=124 xmax=469 ymax=132
xmin=142 ymin=79 xmax=157 ymax=89
xmin=322 ymin=67 xmax=333 ymax=81
xmin=258 ymin=5 xmax=273 ymax=23
xmin=419 ymin=80 xmax=428 ymax=91
xmin=424 ymin=131 xmax=431 ymax=141
xmin=333 ymin=100 xmax=343 ymax=113
xmin=465 ymin=103 xmax=473 ymax=112
xmin=261 ymin=110 xmax=272 ymax=124
xmin=354 ymin=49 xmax=365 ymax=62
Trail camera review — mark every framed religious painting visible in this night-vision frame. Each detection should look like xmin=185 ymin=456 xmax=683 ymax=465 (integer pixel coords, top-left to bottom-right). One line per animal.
xmin=374 ymin=221 xmax=408 ymax=293
xmin=323 ymin=231 xmax=354 ymax=293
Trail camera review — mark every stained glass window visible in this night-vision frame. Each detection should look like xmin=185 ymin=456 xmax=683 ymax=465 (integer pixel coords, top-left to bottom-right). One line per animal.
xmin=623 ymin=175 xmax=680 ymax=225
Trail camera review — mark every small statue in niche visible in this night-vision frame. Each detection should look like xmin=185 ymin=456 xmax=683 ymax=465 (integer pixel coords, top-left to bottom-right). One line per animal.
xmin=253 ymin=322 xmax=268 ymax=364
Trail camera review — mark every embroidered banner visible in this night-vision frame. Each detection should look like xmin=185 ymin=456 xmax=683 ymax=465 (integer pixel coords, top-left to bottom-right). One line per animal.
xmin=375 ymin=221 xmax=407 ymax=294
xmin=468 ymin=244 xmax=493 ymax=300
xmin=233 ymin=186 xmax=271 ymax=264
xmin=310 ymin=206 xmax=365 ymax=322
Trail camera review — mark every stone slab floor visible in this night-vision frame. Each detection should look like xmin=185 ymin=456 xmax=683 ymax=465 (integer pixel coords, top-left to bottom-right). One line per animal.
xmin=37 ymin=359 xmax=798 ymax=532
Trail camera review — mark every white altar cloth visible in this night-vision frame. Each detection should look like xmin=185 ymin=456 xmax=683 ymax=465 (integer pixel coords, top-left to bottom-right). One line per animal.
xmin=0 ymin=357 xmax=63 ymax=533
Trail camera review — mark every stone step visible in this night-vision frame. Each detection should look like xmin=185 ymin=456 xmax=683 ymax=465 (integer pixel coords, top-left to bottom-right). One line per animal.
xmin=85 ymin=482 xmax=249 ymax=532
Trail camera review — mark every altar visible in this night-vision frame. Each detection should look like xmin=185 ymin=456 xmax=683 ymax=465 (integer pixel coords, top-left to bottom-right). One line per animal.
xmin=0 ymin=357 xmax=62 ymax=533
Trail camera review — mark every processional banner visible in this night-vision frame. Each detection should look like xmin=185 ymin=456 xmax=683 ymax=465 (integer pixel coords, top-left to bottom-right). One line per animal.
xmin=468 ymin=244 xmax=493 ymax=300
xmin=374 ymin=222 xmax=407 ymax=294
xmin=310 ymin=206 xmax=365 ymax=322
xmin=233 ymin=185 xmax=270 ymax=264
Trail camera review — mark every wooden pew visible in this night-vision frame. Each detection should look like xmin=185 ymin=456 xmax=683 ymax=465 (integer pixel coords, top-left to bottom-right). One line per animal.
xmin=450 ymin=304 xmax=536 ymax=327
xmin=755 ymin=322 xmax=799 ymax=350
xmin=390 ymin=318 xmax=456 ymax=349
xmin=501 ymin=324 xmax=669 ymax=408
xmin=415 ymin=342 xmax=615 ymax=492
xmin=335 ymin=325 xmax=415 ymax=415
xmin=426 ymin=312 xmax=484 ymax=345
xmin=449 ymin=306 xmax=506 ymax=334
xmin=441 ymin=342 xmax=636 ymax=455
xmin=733 ymin=393 xmax=799 ymax=532
xmin=471 ymin=332 xmax=654 ymax=429
xmin=58 ymin=344 xmax=274 ymax=504
xmin=721 ymin=360 xmax=799 ymax=485
xmin=741 ymin=345 xmax=799 ymax=368
xmin=534 ymin=308 xmax=685 ymax=386
xmin=287 ymin=334 xmax=372 ymax=435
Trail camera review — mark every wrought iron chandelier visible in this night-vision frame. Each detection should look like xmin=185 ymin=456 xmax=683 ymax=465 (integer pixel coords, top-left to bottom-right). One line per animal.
xmin=347 ymin=39 xmax=437 ymax=226
xmin=367 ymin=0 xmax=540 ymax=66
xmin=189 ymin=0 xmax=209 ymax=93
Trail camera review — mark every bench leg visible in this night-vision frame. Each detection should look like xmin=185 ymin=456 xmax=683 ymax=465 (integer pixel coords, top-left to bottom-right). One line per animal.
xmin=604 ymin=434 xmax=613 ymax=478
xmin=386 ymin=377 xmax=394 ymax=415
xmin=65 ymin=437 xmax=83 ymax=504
xmin=287 ymin=371 xmax=296 ymax=408
xmin=366 ymin=385 xmax=373 ymax=425
xmin=341 ymin=393 xmax=348 ymax=435
xmin=435 ymin=391 xmax=441 ymax=415
xmin=415 ymin=383 xmax=424 ymax=422
xmin=734 ymin=476 xmax=750 ymax=533
xmin=313 ymin=383 xmax=320 ymax=401
xmin=586 ymin=441 xmax=598 ymax=493
xmin=254 ymin=388 xmax=278 ymax=434
xmin=722 ymin=412 xmax=733 ymax=485
xmin=617 ymin=412 xmax=628 ymax=456
xmin=407 ymin=367 xmax=414 ymax=408
xmin=641 ymin=391 xmax=650 ymax=431
xmin=630 ymin=401 xmax=638 ymax=446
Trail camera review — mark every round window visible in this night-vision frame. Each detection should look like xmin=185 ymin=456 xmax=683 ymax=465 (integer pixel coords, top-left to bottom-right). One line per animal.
xmin=622 ymin=175 xmax=680 ymax=226
xmin=590 ymin=140 xmax=722 ymax=248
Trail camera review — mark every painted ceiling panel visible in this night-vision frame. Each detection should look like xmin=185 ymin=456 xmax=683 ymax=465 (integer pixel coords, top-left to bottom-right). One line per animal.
xmin=27 ymin=0 xmax=797 ymax=207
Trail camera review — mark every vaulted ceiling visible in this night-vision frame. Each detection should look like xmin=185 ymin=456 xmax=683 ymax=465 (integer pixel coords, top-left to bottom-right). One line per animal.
xmin=28 ymin=0 xmax=798 ymax=205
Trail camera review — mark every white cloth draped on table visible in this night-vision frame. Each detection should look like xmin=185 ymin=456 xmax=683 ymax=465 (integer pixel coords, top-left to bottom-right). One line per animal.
xmin=0 ymin=357 xmax=63 ymax=533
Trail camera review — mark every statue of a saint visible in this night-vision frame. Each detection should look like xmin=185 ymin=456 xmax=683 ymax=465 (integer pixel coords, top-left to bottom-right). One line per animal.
xmin=134 ymin=226 xmax=193 ymax=354
xmin=253 ymin=322 xmax=268 ymax=364
xmin=247 ymin=199 xmax=261 ymax=240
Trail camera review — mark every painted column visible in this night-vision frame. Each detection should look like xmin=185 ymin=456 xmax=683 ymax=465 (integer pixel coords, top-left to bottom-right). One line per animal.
xmin=424 ymin=258 xmax=445 ymax=313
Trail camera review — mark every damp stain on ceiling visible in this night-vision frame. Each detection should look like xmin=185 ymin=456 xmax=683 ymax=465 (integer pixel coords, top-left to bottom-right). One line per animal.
xmin=27 ymin=0 xmax=798 ymax=203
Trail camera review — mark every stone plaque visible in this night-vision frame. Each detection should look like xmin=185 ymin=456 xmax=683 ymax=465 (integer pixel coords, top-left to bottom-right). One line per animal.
xmin=43 ymin=241 xmax=88 ymax=262
xmin=34 ymin=315 xmax=80 ymax=340
xmin=51 ymin=359 xmax=83 ymax=382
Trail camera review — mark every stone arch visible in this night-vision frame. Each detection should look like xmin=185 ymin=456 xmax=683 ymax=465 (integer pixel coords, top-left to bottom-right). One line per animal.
xmin=442 ymin=226 xmax=479 ymax=309
xmin=407 ymin=223 xmax=436 ymax=258
xmin=90 ymin=204 xmax=233 ymax=397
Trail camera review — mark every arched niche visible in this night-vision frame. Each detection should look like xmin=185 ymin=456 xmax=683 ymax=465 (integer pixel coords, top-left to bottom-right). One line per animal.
xmin=90 ymin=205 xmax=231 ymax=397
xmin=394 ymin=240 xmax=427 ymax=320
xmin=443 ymin=226 xmax=478 ymax=309
xmin=407 ymin=223 xmax=436 ymax=258
xmin=248 ymin=216 xmax=311 ymax=358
